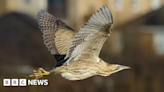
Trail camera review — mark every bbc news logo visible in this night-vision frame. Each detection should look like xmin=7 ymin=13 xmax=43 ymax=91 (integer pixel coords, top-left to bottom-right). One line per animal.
xmin=3 ymin=79 xmax=48 ymax=86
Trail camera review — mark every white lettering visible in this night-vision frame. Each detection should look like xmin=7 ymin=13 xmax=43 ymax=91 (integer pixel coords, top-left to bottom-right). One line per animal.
xmin=44 ymin=79 xmax=48 ymax=86
xmin=33 ymin=80 xmax=37 ymax=85
xmin=37 ymin=80 xmax=44 ymax=85
xmin=27 ymin=79 xmax=48 ymax=85
xmin=19 ymin=79 xmax=26 ymax=86
xmin=28 ymin=79 xmax=33 ymax=85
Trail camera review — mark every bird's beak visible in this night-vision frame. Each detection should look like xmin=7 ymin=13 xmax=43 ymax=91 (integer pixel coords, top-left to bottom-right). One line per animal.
xmin=121 ymin=65 xmax=130 ymax=70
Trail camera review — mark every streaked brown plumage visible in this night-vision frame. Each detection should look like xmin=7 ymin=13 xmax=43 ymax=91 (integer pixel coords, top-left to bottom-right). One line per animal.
xmin=29 ymin=5 xmax=130 ymax=81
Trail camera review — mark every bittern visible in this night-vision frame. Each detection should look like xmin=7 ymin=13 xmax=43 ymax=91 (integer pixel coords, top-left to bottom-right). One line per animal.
xmin=29 ymin=5 xmax=130 ymax=81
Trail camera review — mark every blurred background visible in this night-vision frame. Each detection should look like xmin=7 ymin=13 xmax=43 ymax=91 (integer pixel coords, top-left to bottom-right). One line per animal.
xmin=0 ymin=0 xmax=164 ymax=92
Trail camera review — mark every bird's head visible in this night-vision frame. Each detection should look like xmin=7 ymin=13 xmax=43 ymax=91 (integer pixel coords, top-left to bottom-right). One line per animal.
xmin=100 ymin=64 xmax=130 ymax=76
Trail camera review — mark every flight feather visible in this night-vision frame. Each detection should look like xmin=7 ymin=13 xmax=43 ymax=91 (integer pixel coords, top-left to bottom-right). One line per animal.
xmin=65 ymin=5 xmax=113 ymax=65
xmin=37 ymin=10 xmax=75 ymax=55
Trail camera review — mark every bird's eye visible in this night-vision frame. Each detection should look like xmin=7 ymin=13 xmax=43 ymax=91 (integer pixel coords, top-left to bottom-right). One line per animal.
xmin=116 ymin=65 xmax=120 ymax=70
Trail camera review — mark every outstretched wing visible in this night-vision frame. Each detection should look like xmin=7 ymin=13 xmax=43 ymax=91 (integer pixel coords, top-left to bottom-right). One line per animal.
xmin=37 ymin=10 xmax=76 ymax=62
xmin=65 ymin=5 xmax=113 ymax=65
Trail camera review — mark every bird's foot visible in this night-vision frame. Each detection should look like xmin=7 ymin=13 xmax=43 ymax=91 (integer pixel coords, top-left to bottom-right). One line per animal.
xmin=29 ymin=68 xmax=50 ymax=79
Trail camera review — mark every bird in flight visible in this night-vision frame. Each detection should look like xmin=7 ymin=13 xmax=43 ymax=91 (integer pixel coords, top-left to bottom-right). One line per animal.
xmin=29 ymin=5 xmax=130 ymax=81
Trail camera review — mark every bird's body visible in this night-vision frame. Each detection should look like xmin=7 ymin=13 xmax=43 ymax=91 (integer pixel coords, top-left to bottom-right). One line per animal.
xmin=52 ymin=58 xmax=111 ymax=80
xmin=29 ymin=5 xmax=130 ymax=81
xmin=56 ymin=60 xmax=99 ymax=81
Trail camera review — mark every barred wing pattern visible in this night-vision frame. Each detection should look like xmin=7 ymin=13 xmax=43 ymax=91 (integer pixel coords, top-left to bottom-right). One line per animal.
xmin=37 ymin=10 xmax=75 ymax=55
xmin=65 ymin=5 xmax=113 ymax=65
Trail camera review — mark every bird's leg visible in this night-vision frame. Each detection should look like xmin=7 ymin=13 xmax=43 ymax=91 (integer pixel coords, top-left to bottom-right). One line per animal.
xmin=29 ymin=68 xmax=50 ymax=79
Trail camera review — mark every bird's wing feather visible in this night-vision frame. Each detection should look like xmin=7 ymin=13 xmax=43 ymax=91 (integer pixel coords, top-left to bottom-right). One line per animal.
xmin=65 ymin=5 xmax=113 ymax=65
xmin=37 ymin=10 xmax=75 ymax=60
